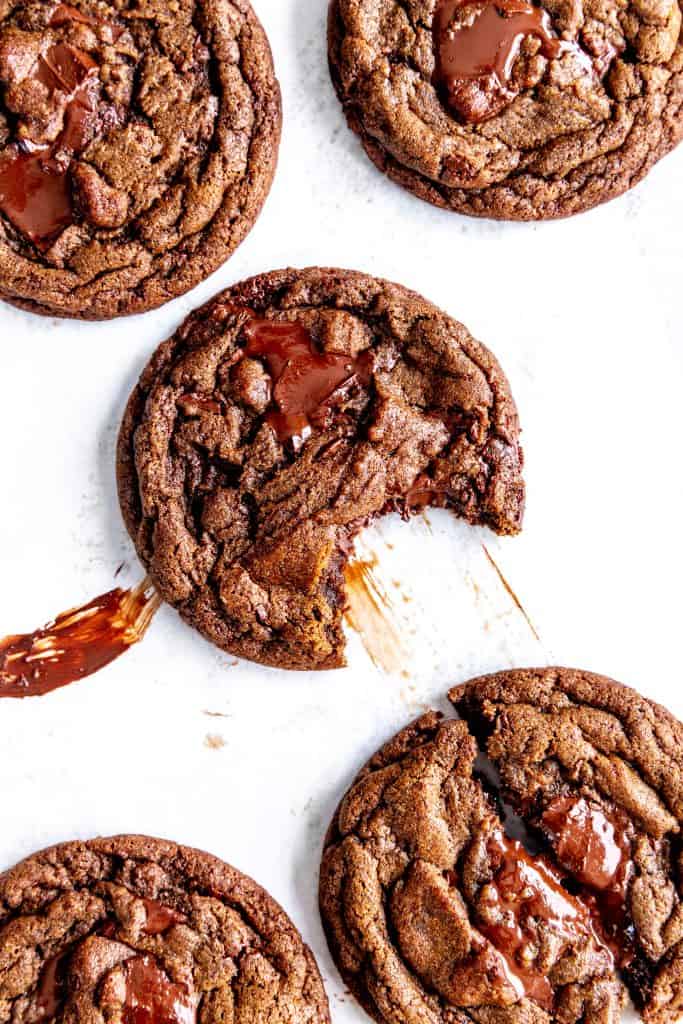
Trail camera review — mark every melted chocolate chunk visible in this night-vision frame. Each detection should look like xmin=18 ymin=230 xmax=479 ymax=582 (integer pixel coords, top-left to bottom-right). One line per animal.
xmin=0 ymin=9 xmax=102 ymax=250
xmin=401 ymin=473 xmax=448 ymax=513
xmin=34 ymin=952 xmax=70 ymax=1023
xmin=542 ymin=797 xmax=631 ymax=893
xmin=49 ymin=5 xmax=98 ymax=29
xmin=0 ymin=578 xmax=159 ymax=699
xmin=477 ymin=829 xmax=611 ymax=1009
xmin=141 ymin=900 xmax=186 ymax=936
xmin=242 ymin=318 xmax=371 ymax=449
xmin=542 ymin=796 xmax=635 ymax=963
xmin=433 ymin=0 xmax=562 ymax=122
xmin=120 ymin=957 xmax=196 ymax=1024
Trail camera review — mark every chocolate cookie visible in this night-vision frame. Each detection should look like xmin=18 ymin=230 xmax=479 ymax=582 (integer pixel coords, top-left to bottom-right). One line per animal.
xmin=116 ymin=266 xmax=524 ymax=671
xmin=0 ymin=834 xmax=330 ymax=1024
xmin=0 ymin=1 xmax=280 ymax=319
xmin=328 ymin=0 xmax=683 ymax=220
xmin=320 ymin=667 xmax=683 ymax=1024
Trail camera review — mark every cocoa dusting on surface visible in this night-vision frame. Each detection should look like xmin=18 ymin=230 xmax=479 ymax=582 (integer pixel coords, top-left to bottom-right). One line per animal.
xmin=0 ymin=576 xmax=159 ymax=698
xmin=117 ymin=267 xmax=525 ymax=672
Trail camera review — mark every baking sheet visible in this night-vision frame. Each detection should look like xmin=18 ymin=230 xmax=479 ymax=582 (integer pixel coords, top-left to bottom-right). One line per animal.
xmin=1 ymin=2 xmax=682 ymax=1022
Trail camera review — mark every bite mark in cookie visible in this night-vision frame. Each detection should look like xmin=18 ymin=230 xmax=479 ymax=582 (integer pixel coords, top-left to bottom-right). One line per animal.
xmin=320 ymin=668 xmax=683 ymax=1024
xmin=116 ymin=267 xmax=525 ymax=671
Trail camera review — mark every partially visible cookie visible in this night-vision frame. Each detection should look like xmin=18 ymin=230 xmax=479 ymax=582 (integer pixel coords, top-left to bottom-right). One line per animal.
xmin=320 ymin=668 xmax=683 ymax=1024
xmin=0 ymin=835 xmax=330 ymax=1024
xmin=328 ymin=0 xmax=683 ymax=220
xmin=452 ymin=667 xmax=683 ymax=1024
xmin=117 ymin=266 xmax=524 ymax=671
xmin=0 ymin=0 xmax=281 ymax=319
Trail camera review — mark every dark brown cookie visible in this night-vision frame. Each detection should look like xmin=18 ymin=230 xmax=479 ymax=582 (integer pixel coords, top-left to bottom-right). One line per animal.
xmin=328 ymin=0 xmax=683 ymax=220
xmin=0 ymin=834 xmax=330 ymax=1024
xmin=0 ymin=1 xmax=281 ymax=319
xmin=116 ymin=266 xmax=524 ymax=671
xmin=319 ymin=667 xmax=683 ymax=1024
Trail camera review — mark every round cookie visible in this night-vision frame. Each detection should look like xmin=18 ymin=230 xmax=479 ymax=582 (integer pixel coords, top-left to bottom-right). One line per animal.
xmin=0 ymin=834 xmax=330 ymax=1024
xmin=116 ymin=266 xmax=525 ymax=671
xmin=328 ymin=0 xmax=683 ymax=220
xmin=0 ymin=1 xmax=281 ymax=319
xmin=319 ymin=667 xmax=683 ymax=1024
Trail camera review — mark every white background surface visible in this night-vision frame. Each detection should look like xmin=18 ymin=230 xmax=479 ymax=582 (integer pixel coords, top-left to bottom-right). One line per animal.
xmin=1 ymin=2 xmax=682 ymax=1022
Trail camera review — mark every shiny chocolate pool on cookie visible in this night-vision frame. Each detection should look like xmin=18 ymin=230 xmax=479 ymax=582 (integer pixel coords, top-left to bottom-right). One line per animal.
xmin=328 ymin=0 xmax=683 ymax=219
xmin=0 ymin=0 xmax=280 ymax=319
xmin=320 ymin=667 xmax=683 ymax=1024
xmin=0 ymin=835 xmax=329 ymax=1024
xmin=116 ymin=267 xmax=524 ymax=671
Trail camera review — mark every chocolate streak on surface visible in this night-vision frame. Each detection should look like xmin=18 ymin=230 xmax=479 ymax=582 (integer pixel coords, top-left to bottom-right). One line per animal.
xmin=343 ymin=556 xmax=408 ymax=675
xmin=481 ymin=543 xmax=540 ymax=642
xmin=0 ymin=576 xmax=160 ymax=698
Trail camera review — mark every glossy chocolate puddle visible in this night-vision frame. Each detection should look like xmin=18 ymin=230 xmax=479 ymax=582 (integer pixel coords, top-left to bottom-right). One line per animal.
xmin=456 ymin=704 xmax=648 ymax=1011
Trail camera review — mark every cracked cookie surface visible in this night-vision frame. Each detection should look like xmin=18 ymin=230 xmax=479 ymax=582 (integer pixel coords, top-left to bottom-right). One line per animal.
xmin=0 ymin=0 xmax=281 ymax=319
xmin=328 ymin=0 xmax=683 ymax=219
xmin=116 ymin=266 xmax=524 ymax=671
xmin=319 ymin=668 xmax=683 ymax=1024
xmin=0 ymin=835 xmax=329 ymax=1024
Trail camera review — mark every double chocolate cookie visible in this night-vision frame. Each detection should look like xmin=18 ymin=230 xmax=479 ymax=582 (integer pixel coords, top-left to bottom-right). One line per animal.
xmin=117 ymin=267 xmax=524 ymax=671
xmin=328 ymin=0 xmax=683 ymax=219
xmin=0 ymin=834 xmax=329 ymax=1024
xmin=0 ymin=1 xmax=280 ymax=319
xmin=320 ymin=667 xmax=683 ymax=1024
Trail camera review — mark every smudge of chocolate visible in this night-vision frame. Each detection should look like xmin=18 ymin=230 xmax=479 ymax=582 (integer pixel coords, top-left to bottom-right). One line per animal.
xmin=343 ymin=556 xmax=408 ymax=675
xmin=0 ymin=577 xmax=160 ymax=698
